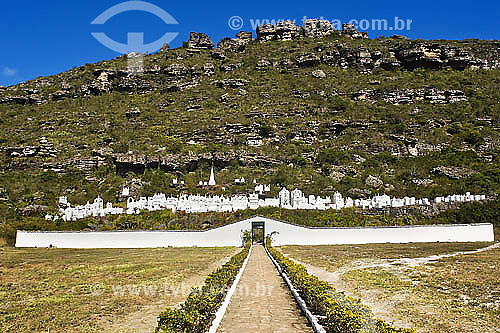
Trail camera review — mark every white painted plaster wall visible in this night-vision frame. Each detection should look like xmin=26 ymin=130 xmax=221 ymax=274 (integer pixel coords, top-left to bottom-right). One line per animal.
xmin=15 ymin=216 xmax=494 ymax=248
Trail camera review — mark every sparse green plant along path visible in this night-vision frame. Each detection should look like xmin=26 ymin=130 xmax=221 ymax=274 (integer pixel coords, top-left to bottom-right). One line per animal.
xmin=217 ymin=244 xmax=311 ymax=332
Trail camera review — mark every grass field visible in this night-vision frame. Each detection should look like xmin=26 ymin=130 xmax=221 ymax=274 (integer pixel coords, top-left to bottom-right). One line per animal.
xmin=281 ymin=239 xmax=499 ymax=332
xmin=0 ymin=247 xmax=238 ymax=333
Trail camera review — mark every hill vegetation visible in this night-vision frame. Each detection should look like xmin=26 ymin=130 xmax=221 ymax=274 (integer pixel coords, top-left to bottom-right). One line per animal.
xmin=1 ymin=22 xmax=499 ymax=238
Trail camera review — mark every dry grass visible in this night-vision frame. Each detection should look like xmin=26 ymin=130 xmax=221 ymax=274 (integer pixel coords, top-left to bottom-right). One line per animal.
xmin=281 ymin=241 xmax=499 ymax=332
xmin=280 ymin=242 xmax=492 ymax=272
xmin=0 ymin=247 xmax=237 ymax=332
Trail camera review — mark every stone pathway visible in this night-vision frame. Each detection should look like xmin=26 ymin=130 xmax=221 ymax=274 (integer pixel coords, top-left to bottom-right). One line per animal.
xmin=218 ymin=245 xmax=311 ymax=332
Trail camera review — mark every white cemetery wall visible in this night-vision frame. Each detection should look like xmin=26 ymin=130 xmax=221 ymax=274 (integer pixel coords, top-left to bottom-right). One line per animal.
xmin=15 ymin=216 xmax=494 ymax=248
xmin=259 ymin=217 xmax=494 ymax=246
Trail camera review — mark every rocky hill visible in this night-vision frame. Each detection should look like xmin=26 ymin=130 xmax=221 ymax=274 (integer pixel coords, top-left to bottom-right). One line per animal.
xmin=0 ymin=20 xmax=499 ymax=227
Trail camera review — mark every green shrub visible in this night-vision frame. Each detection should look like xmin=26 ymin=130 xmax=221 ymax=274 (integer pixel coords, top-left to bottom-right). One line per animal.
xmin=431 ymin=198 xmax=500 ymax=226
xmin=317 ymin=149 xmax=352 ymax=165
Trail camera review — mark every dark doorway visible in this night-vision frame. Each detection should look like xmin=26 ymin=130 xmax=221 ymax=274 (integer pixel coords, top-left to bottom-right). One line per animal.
xmin=251 ymin=221 xmax=265 ymax=245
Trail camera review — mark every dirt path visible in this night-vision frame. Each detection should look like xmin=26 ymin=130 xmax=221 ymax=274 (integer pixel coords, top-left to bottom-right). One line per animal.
xmin=336 ymin=242 xmax=500 ymax=271
xmin=99 ymin=248 xmax=240 ymax=333
xmin=218 ymin=245 xmax=311 ymax=333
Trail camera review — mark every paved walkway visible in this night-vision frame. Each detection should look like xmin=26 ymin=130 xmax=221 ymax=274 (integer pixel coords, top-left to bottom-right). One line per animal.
xmin=218 ymin=245 xmax=311 ymax=332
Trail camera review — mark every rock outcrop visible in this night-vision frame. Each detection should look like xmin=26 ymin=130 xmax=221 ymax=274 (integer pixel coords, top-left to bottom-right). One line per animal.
xmin=49 ymin=89 xmax=72 ymax=101
xmin=342 ymin=23 xmax=368 ymax=39
xmin=116 ymin=178 xmax=144 ymax=201
xmin=163 ymin=63 xmax=189 ymax=78
xmin=352 ymin=88 xmax=467 ymax=105
xmin=431 ymin=166 xmax=477 ymax=179
xmin=303 ymin=19 xmax=335 ymax=38
xmin=99 ymin=150 xmax=280 ymax=175
xmin=220 ymin=63 xmax=242 ymax=72
xmin=296 ymin=53 xmax=321 ymax=67
xmin=365 ymin=175 xmax=383 ymax=188
xmin=256 ymin=24 xmax=277 ymax=42
xmin=81 ymin=70 xmax=127 ymax=96
xmin=0 ymin=27 xmax=497 ymax=107
xmin=71 ymin=156 xmax=107 ymax=172
xmin=202 ymin=63 xmax=215 ymax=76
xmin=187 ymin=32 xmax=214 ymax=50
xmin=348 ymin=188 xmax=372 ymax=198
xmin=312 ymin=69 xmax=326 ymax=78
xmin=256 ymin=59 xmax=272 ymax=70
xmin=275 ymin=20 xmax=301 ymax=40
xmin=5 ymin=137 xmax=57 ymax=158
xmin=217 ymin=31 xmax=253 ymax=51
xmin=125 ymin=107 xmax=141 ymax=118
xmin=0 ymin=89 xmax=44 ymax=105
xmin=23 ymin=205 xmax=49 ymax=216
xmin=257 ymin=19 xmax=341 ymax=42
xmin=0 ymin=95 xmax=29 ymax=105
xmin=394 ymin=43 xmax=495 ymax=70
xmin=216 ymin=79 xmax=249 ymax=88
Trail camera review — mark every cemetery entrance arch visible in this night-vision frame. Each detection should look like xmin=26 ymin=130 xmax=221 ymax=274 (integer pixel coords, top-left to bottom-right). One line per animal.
xmin=251 ymin=221 xmax=265 ymax=245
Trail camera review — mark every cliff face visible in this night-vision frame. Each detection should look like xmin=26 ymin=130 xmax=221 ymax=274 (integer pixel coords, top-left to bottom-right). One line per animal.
xmin=0 ymin=20 xmax=499 ymax=215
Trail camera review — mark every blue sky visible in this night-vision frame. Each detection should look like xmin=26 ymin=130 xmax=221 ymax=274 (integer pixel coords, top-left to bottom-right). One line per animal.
xmin=1 ymin=0 xmax=499 ymax=86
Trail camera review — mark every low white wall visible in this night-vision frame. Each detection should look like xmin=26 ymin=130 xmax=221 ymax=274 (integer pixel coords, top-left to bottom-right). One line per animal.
xmin=15 ymin=216 xmax=495 ymax=248
xmin=261 ymin=218 xmax=495 ymax=246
